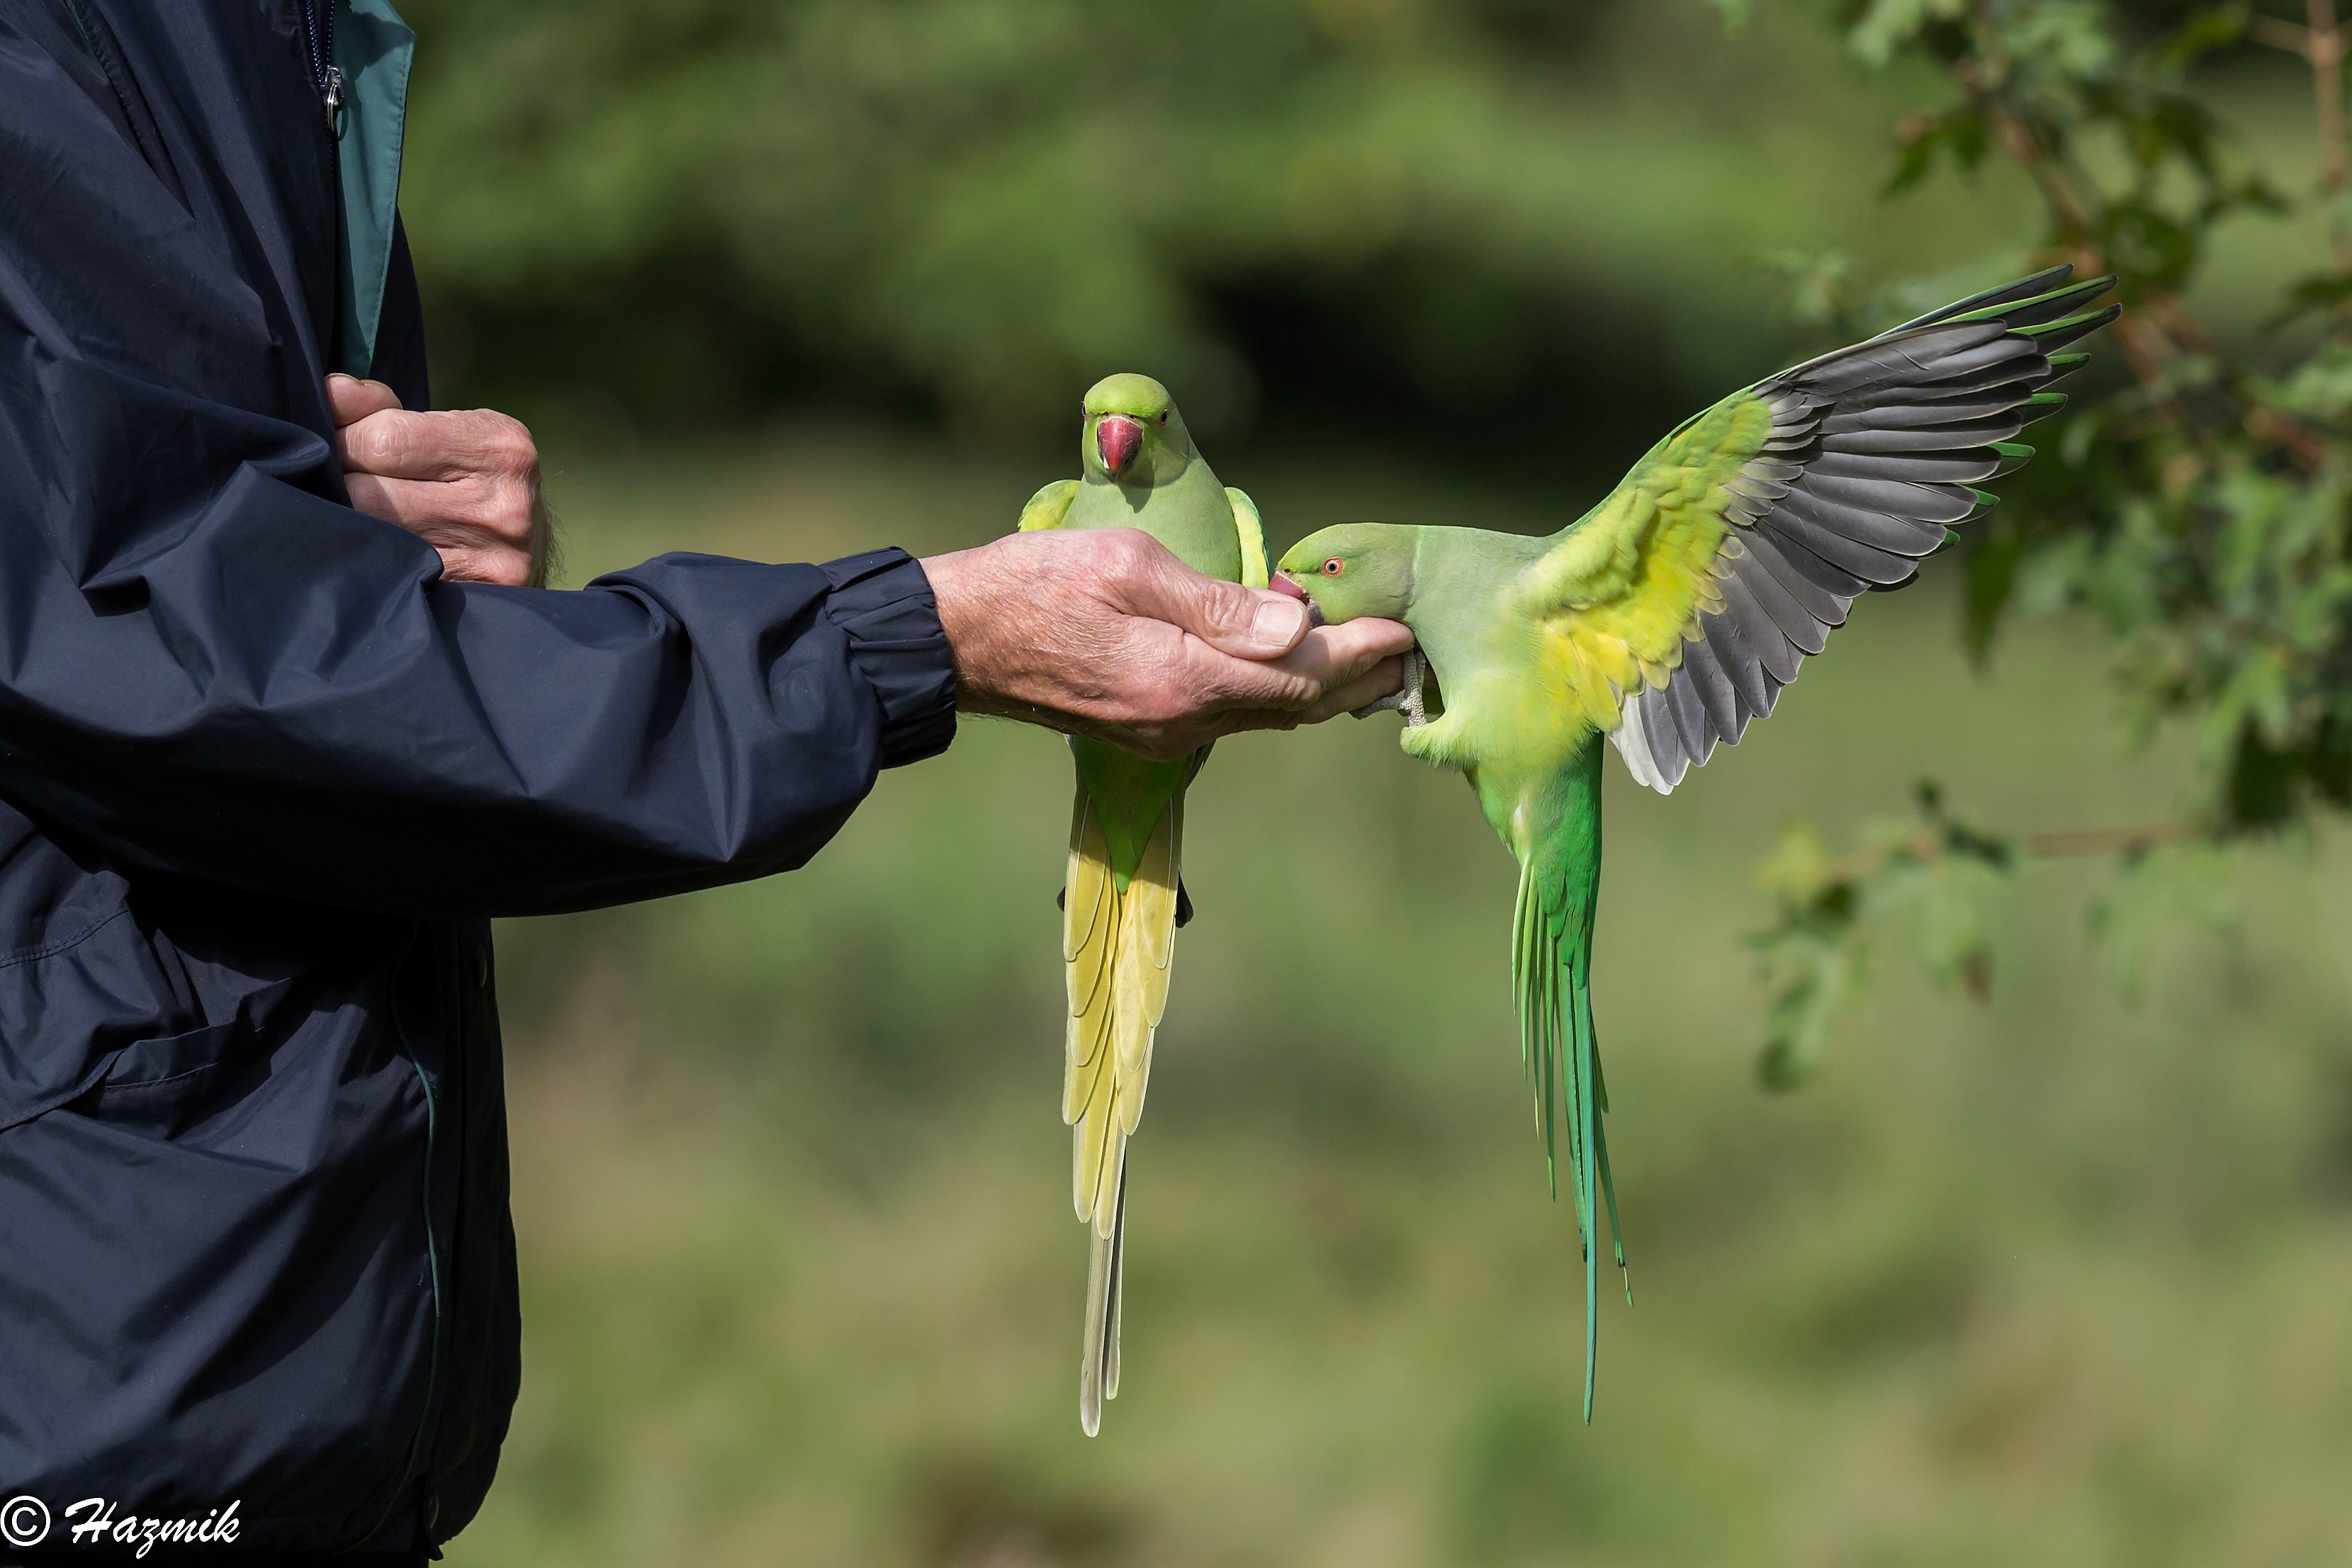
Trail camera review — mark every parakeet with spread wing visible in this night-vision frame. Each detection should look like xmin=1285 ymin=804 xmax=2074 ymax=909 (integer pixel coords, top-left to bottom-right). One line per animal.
xmin=1273 ymin=268 xmax=2120 ymax=1420
xmin=1018 ymin=373 xmax=1268 ymax=1436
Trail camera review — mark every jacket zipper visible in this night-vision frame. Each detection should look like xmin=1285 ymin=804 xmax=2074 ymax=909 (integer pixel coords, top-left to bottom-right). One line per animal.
xmin=296 ymin=0 xmax=345 ymax=135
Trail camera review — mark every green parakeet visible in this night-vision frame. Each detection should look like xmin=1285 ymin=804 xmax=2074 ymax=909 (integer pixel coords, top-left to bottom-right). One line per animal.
xmin=1274 ymin=268 xmax=2119 ymax=1419
xmin=1018 ymin=372 xmax=1269 ymax=1436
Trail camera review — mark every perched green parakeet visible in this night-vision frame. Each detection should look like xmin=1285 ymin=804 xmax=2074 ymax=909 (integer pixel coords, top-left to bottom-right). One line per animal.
xmin=1018 ymin=373 xmax=1269 ymax=1436
xmin=1275 ymin=268 xmax=2119 ymax=1419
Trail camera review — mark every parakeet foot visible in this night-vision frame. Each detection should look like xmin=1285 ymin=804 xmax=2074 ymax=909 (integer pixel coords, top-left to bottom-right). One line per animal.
xmin=1354 ymin=645 xmax=1433 ymax=728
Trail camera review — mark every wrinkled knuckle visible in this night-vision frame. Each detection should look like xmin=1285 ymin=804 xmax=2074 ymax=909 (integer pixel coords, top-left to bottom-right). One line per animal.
xmin=1195 ymin=575 xmax=1250 ymax=633
xmin=339 ymin=423 xmax=387 ymax=473
xmin=1103 ymin=530 xmax=1156 ymax=577
xmin=1261 ymin=671 xmax=1318 ymax=709
xmin=488 ymin=413 xmax=539 ymax=470
xmin=449 ymin=485 xmax=505 ymax=532
xmin=378 ymin=420 xmax=429 ymax=473
xmin=488 ymin=480 xmax=538 ymax=539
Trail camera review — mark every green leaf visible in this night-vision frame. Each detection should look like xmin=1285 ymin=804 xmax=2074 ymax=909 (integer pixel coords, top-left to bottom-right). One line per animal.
xmin=2159 ymin=6 xmax=2249 ymax=69
xmin=2263 ymin=272 xmax=2352 ymax=332
xmin=1704 ymin=0 xmax=1752 ymax=37
xmin=2087 ymin=842 xmax=2236 ymax=1001
xmin=1886 ymin=109 xmax=1988 ymax=195
xmin=1962 ymin=514 xmax=2025 ymax=665
xmin=1846 ymin=0 xmax=1967 ymax=68
xmin=1756 ymin=934 xmax=1864 ymax=1091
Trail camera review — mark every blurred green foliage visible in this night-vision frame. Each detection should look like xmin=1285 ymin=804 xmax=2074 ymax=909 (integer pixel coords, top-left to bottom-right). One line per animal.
xmin=1740 ymin=1 xmax=2352 ymax=1084
xmin=398 ymin=0 xmax=2042 ymax=450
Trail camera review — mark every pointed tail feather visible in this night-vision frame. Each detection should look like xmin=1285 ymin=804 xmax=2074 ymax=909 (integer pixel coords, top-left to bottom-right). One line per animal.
xmin=1063 ymin=784 xmax=1183 ymax=1434
xmin=1079 ymin=1165 xmax=1126 ymax=1437
xmin=1507 ymin=743 xmax=1623 ymax=1423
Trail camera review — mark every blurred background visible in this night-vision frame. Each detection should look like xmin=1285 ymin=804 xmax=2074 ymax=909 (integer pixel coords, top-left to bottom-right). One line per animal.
xmin=400 ymin=3 xmax=2352 ymax=1564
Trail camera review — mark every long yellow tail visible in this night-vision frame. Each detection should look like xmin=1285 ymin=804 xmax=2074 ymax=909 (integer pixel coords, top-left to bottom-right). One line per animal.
xmin=1062 ymin=784 xmax=1181 ymax=1437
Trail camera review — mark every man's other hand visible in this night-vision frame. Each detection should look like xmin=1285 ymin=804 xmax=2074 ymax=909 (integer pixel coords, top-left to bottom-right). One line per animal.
xmin=923 ymin=529 xmax=1417 ymax=760
xmin=328 ymin=374 xmax=553 ymax=587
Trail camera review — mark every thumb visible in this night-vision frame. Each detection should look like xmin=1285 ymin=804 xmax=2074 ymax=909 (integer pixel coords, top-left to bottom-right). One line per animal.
xmin=326 ymin=373 xmax=403 ymax=428
xmin=1113 ymin=536 xmax=1310 ymax=660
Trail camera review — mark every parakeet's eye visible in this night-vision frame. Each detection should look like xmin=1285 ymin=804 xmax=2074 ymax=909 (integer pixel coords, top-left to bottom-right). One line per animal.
xmin=1321 ymin=558 xmax=1344 ymax=576
xmin=1153 ymin=410 xmax=1169 ymax=426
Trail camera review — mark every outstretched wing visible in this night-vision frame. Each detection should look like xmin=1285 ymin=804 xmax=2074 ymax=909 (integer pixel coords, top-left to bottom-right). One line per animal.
xmin=1227 ymin=487 xmax=1269 ymax=590
xmin=1020 ymin=478 xmax=1079 ymax=531
xmin=1525 ymin=267 xmax=2117 ymax=794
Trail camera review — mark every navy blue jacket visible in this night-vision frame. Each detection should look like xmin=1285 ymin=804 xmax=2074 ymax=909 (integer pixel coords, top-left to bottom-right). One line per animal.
xmin=0 ymin=0 xmax=957 ymax=1554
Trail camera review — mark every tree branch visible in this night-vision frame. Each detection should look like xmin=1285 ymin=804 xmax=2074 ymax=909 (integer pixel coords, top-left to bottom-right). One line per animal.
xmin=2247 ymin=6 xmax=2351 ymax=278
xmin=2308 ymin=1 xmax=2346 ymax=249
xmin=1823 ymin=818 xmax=2203 ymax=886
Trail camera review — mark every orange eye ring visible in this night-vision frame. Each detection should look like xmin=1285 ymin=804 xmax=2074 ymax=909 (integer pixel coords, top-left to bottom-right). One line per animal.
xmin=1321 ymin=558 xmax=1344 ymax=576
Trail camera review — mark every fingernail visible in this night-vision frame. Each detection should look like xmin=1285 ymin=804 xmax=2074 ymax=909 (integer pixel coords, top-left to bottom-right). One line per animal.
xmin=1251 ymin=597 xmax=1307 ymax=649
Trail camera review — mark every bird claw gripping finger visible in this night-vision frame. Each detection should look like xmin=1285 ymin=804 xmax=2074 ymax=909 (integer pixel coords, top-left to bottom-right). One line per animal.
xmin=1354 ymin=645 xmax=1429 ymax=728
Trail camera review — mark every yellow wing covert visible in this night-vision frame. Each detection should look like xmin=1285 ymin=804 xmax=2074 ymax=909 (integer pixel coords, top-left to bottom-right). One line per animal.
xmin=1019 ymin=479 xmax=1079 ymax=531
xmin=1226 ymin=487 xmax=1268 ymax=590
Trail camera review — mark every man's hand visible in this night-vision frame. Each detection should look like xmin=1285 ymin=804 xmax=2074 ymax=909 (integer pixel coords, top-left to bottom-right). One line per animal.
xmin=327 ymin=374 xmax=553 ymax=587
xmin=923 ymin=529 xmax=1416 ymax=760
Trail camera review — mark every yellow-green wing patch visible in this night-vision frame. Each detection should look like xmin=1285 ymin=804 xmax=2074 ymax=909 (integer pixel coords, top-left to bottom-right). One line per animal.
xmin=1019 ymin=478 xmax=1079 ymax=531
xmin=1513 ymin=390 xmax=1774 ymax=740
xmin=1226 ymin=487 xmax=1268 ymax=590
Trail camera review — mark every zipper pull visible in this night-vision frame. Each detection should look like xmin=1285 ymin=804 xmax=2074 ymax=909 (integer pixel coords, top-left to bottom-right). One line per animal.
xmin=322 ymin=64 xmax=346 ymax=137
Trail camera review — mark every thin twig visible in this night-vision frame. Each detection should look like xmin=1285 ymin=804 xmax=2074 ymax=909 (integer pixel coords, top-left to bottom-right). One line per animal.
xmin=1823 ymin=818 xmax=2204 ymax=885
xmin=2248 ymin=16 xmax=2313 ymax=55
xmin=2021 ymin=819 xmax=2204 ymax=857
xmin=2307 ymin=1 xmax=2346 ymax=256
xmin=2250 ymin=6 xmax=2352 ymax=308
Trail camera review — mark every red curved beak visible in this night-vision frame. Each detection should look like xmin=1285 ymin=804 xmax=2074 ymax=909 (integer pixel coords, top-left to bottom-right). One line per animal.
xmin=1096 ymin=414 xmax=1144 ymax=477
xmin=1268 ymin=570 xmax=1325 ymax=626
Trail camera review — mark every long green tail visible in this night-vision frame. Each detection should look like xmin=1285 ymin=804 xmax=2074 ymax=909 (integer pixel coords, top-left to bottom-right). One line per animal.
xmin=1507 ymin=740 xmax=1628 ymax=1422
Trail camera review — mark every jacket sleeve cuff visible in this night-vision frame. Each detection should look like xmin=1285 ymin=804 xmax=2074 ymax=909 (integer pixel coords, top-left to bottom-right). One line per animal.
xmin=820 ymin=548 xmax=958 ymax=767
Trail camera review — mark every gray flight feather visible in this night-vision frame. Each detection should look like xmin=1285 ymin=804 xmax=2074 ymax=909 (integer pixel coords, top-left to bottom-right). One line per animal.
xmin=1699 ymin=607 xmax=1777 ymax=724
xmin=1641 ymin=685 xmax=1689 ymax=782
xmin=1793 ymin=472 xmax=1980 ymax=524
xmin=1730 ymin=540 xmax=1838 ymax=654
xmin=1776 ymin=488 xmax=1952 ymax=554
xmin=1825 ymin=414 xmax=2025 ymax=451
xmin=1760 ymin=509 xmax=1922 ymax=580
xmin=1806 ymin=449 xmax=2003 ymax=485
xmin=1717 ymin=572 xmax=1806 ymax=682
xmin=1677 ymin=628 xmax=1750 ymax=742
xmin=1660 ymin=660 xmax=1718 ymax=765
xmin=1880 ymin=264 xmax=2075 ymax=333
